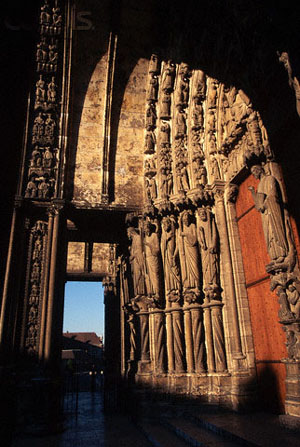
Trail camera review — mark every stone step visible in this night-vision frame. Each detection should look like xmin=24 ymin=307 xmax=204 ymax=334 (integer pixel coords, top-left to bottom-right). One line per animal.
xmin=137 ymin=419 xmax=190 ymax=447
xmin=183 ymin=413 xmax=260 ymax=446
xmin=162 ymin=417 xmax=248 ymax=447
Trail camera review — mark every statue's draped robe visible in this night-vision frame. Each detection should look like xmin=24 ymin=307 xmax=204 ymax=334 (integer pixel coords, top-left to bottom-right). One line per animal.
xmin=256 ymin=175 xmax=288 ymax=261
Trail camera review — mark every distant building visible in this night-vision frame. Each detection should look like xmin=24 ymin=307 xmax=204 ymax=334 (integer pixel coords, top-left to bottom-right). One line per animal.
xmin=62 ymin=332 xmax=104 ymax=371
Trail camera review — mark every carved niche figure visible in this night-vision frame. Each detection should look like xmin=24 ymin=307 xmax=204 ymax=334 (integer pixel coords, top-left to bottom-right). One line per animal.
xmin=206 ymin=110 xmax=216 ymax=134
xmin=175 ymin=107 xmax=187 ymax=139
xmin=160 ymin=92 xmax=171 ymax=119
xmin=144 ymin=130 xmax=156 ymax=153
xmin=149 ymin=53 xmax=160 ymax=74
xmin=32 ymin=112 xmax=45 ymax=144
xmin=195 ymin=70 xmax=206 ymax=100
xmin=207 ymin=134 xmax=217 ymax=155
xmin=146 ymin=103 xmax=156 ymax=130
xmin=176 ymin=65 xmax=190 ymax=107
xmin=35 ymin=75 xmax=46 ymax=104
xmin=192 ymin=99 xmax=204 ymax=130
xmin=52 ymin=6 xmax=62 ymax=34
xmin=278 ymin=51 xmax=300 ymax=118
xmin=160 ymin=121 xmax=170 ymax=147
xmin=178 ymin=211 xmax=201 ymax=293
xmin=47 ymin=77 xmax=57 ymax=103
xmin=127 ymin=226 xmax=146 ymax=298
xmin=45 ymin=113 xmax=56 ymax=143
xmin=194 ymin=163 xmax=207 ymax=188
xmin=207 ymin=79 xmax=218 ymax=109
xmin=210 ymin=156 xmax=220 ymax=180
xmin=161 ymin=60 xmax=175 ymax=92
xmin=248 ymin=164 xmax=289 ymax=268
xmin=246 ymin=110 xmax=263 ymax=155
xmin=143 ymin=221 xmax=162 ymax=303
xmin=25 ymin=177 xmax=38 ymax=198
xmin=176 ymin=162 xmax=190 ymax=192
xmin=40 ymin=0 xmax=51 ymax=25
xmin=161 ymin=217 xmax=181 ymax=299
xmin=147 ymin=75 xmax=158 ymax=102
xmin=145 ymin=176 xmax=157 ymax=202
xmin=286 ymin=281 xmax=300 ymax=319
xmin=43 ymin=147 xmax=54 ymax=168
xmin=38 ymin=177 xmax=51 ymax=198
xmin=197 ymin=208 xmax=220 ymax=287
xmin=30 ymin=146 xmax=42 ymax=168
xmin=36 ymin=38 xmax=48 ymax=67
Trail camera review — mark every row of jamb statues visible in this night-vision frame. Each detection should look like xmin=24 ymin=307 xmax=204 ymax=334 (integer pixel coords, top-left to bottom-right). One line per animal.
xmin=124 ymin=208 xmax=227 ymax=375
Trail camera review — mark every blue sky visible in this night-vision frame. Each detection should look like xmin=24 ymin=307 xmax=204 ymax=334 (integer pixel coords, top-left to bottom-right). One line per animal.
xmin=63 ymin=281 xmax=105 ymax=338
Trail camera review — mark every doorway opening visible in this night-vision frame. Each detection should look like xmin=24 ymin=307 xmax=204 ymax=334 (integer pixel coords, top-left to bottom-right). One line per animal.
xmin=62 ymin=281 xmax=105 ymax=394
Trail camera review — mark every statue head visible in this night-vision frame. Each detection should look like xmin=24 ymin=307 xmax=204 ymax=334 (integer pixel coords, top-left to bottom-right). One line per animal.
xmin=162 ymin=217 xmax=172 ymax=232
xmin=250 ymin=164 xmax=264 ymax=180
xmin=198 ymin=207 xmax=207 ymax=221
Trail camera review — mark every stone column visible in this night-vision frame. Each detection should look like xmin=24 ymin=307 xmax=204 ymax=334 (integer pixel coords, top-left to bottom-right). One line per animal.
xmin=152 ymin=308 xmax=166 ymax=374
xmin=165 ymin=308 xmax=175 ymax=373
xmin=203 ymin=303 xmax=215 ymax=372
xmin=44 ymin=202 xmax=65 ymax=369
xmin=172 ymin=306 xmax=185 ymax=373
xmin=213 ymin=181 xmax=244 ymax=360
xmin=211 ymin=302 xmax=227 ymax=372
xmin=183 ymin=306 xmax=195 ymax=373
xmin=190 ymin=305 xmax=206 ymax=373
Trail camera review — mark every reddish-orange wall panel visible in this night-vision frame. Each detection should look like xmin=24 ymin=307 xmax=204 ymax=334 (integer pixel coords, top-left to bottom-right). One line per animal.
xmin=236 ymin=174 xmax=287 ymax=413
xmin=247 ymin=280 xmax=287 ymax=361
xmin=236 ymin=175 xmax=259 ymax=218
xmin=237 ymin=207 xmax=270 ymax=285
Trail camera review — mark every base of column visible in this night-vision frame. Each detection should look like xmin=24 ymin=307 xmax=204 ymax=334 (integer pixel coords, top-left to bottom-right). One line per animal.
xmin=137 ymin=359 xmax=152 ymax=375
xmin=284 ymin=360 xmax=300 ymax=417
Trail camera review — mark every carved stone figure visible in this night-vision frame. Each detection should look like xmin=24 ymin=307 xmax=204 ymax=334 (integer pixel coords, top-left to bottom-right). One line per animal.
xmin=127 ymin=227 xmax=146 ymax=298
xmin=45 ymin=113 xmax=56 ymax=143
xmin=149 ymin=53 xmax=160 ymax=74
xmin=176 ymin=70 xmax=189 ymax=108
xmin=246 ymin=110 xmax=263 ymax=155
xmin=30 ymin=146 xmax=42 ymax=168
xmin=278 ymin=51 xmax=300 ymax=117
xmin=47 ymin=77 xmax=57 ymax=103
xmin=192 ymin=99 xmax=204 ymax=130
xmin=161 ymin=60 xmax=175 ymax=92
xmin=147 ymin=75 xmax=158 ymax=102
xmin=248 ymin=165 xmax=288 ymax=267
xmin=160 ymin=92 xmax=171 ymax=119
xmin=36 ymin=75 xmax=46 ymax=103
xmin=175 ymin=107 xmax=187 ymax=139
xmin=197 ymin=208 xmax=220 ymax=286
xmin=207 ymin=110 xmax=216 ymax=134
xmin=161 ymin=217 xmax=181 ymax=298
xmin=38 ymin=177 xmax=50 ymax=198
xmin=195 ymin=70 xmax=206 ymax=101
xmin=43 ymin=147 xmax=54 ymax=168
xmin=145 ymin=176 xmax=157 ymax=202
xmin=146 ymin=103 xmax=156 ymax=130
xmin=178 ymin=211 xmax=201 ymax=292
xmin=160 ymin=121 xmax=170 ymax=147
xmin=25 ymin=177 xmax=38 ymax=198
xmin=144 ymin=130 xmax=156 ymax=153
xmin=207 ymin=80 xmax=218 ymax=109
xmin=32 ymin=113 xmax=45 ymax=144
xmin=195 ymin=164 xmax=207 ymax=187
xmin=286 ymin=281 xmax=300 ymax=319
xmin=176 ymin=162 xmax=189 ymax=192
xmin=144 ymin=221 xmax=162 ymax=302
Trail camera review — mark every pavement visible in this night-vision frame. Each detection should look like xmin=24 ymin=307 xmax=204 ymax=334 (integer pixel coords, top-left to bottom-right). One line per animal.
xmin=10 ymin=384 xmax=300 ymax=447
